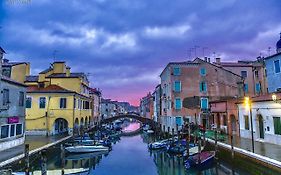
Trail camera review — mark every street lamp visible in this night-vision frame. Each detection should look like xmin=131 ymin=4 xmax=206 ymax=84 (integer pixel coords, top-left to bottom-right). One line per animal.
xmin=244 ymin=97 xmax=255 ymax=153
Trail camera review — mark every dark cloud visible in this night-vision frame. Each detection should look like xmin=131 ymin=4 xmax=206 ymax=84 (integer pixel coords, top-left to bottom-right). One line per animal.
xmin=1 ymin=0 xmax=281 ymax=105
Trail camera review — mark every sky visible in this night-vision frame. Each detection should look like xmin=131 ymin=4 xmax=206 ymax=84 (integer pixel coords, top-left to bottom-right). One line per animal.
xmin=1 ymin=0 xmax=281 ymax=106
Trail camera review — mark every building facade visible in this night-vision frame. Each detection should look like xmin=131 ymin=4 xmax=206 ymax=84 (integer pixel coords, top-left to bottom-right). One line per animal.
xmin=140 ymin=92 xmax=154 ymax=119
xmin=152 ymin=84 xmax=161 ymax=122
xmin=89 ymin=88 xmax=102 ymax=125
xmin=238 ymin=92 xmax=281 ymax=145
xmin=24 ymin=61 xmax=92 ymax=136
xmin=0 ymin=47 xmax=27 ymax=151
xmin=101 ymin=99 xmax=117 ymax=119
xmin=160 ymin=58 xmax=244 ymax=131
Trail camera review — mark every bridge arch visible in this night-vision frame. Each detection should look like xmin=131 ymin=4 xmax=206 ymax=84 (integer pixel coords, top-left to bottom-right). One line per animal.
xmin=101 ymin=114 xmax=154 ymax=126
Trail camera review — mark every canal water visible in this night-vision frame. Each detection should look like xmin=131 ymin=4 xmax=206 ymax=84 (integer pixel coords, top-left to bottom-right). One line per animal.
xmin=9 ymin=122 xmax=250 ymax=175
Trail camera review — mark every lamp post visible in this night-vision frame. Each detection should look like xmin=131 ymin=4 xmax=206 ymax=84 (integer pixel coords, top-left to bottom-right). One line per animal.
xmin=244 ymin=97 xmax=254 ymax=153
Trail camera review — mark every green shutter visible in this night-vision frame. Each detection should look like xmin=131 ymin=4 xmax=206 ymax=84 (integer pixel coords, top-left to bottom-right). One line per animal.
xmin=273 ymin=117 xmax=281 ymax=135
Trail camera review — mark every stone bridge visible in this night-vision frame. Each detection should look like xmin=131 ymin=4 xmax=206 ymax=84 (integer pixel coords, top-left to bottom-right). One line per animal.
xmin=101 ymin=114 xmax=155 ymax=126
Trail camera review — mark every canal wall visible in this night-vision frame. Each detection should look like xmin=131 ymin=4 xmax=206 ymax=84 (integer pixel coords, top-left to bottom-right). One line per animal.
xmin=205 ymin=138 xmax=281 ymax=174
xmin=0 ymin=135 xmax=71 ymax=168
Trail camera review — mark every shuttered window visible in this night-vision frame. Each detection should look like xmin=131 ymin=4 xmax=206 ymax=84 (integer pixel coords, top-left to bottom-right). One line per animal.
xmin=273 ymin=117 xmax=281 ymax=135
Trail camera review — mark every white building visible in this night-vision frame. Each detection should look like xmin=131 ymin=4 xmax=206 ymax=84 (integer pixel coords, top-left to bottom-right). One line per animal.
xmin=238 ymin=92 xmax=281 ymax=145
xmin=0 ymin=47 xmax=27 ymax=151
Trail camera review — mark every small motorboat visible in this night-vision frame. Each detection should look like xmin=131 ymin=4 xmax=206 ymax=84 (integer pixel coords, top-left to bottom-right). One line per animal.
xmin=183 ymin=145 xmax=204 ymax=157
xmin=184 ymin=151 xmax=216 ymax=169
xmin=65 ymin=151 xmax=108 ymax=160
xmin=142 ymin=125 xmax=150 ymax=131
xmin=65 ymin=145 xmax=109 ymax=153
xmin=148 ymin=142 xmax=167 ymax=150
xmin=166 ymin=144 xmax=186 ymax=155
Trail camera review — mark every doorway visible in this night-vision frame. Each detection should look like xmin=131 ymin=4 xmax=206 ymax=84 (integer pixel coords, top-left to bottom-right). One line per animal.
xmin=258 ymin=115 xmax=264 ymax=139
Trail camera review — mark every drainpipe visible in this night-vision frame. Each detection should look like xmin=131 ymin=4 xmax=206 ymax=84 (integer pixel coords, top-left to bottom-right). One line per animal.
xmin=46 ymin=96 xmax=51 ymax=137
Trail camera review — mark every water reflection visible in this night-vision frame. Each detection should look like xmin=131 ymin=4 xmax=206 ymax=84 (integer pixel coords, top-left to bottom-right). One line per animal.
xmin=10 ymin=123 xmax=248 ymax=175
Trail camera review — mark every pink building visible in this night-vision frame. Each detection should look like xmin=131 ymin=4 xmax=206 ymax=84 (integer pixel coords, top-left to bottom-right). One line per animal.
xmin=140 ymin=92 xmax=154 ymax=119
xmin=160 ymin=58 xmax=244 ymax=131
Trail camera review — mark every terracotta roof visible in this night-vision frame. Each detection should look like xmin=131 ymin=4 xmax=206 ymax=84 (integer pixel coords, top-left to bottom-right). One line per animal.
xmin=218 ymin=62 xmax=253 ymax=67
xmin=25 ymin=75 xmax=39 ymax=82
xmin=27 ymin=85 xmax=74 ymax=93
xmin=1 ymin=76 xmax=27 ymax=87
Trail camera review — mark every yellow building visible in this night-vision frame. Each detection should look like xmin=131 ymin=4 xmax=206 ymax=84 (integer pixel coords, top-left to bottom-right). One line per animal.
xmin=24 ymin=61 xmax=92 ymax=136
xmin=1 ymin=58 xmax=30 ymax=83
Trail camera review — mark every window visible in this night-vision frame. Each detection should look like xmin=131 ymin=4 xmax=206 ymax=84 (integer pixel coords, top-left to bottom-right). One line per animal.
xmin=74 ymin=98 xmax=76 ymax=109
xmin=244 ymin=84 xmax=248 ymax=93
xmin=26 ymin=97 xmax=32 ymax=108
xmin=174 ymin=98 xmax=182 ymax=110
xmin=244 ymin=115 xmax=249 ymax=130
xmin=274 ymin=60 xmax=280 ymax=73
xmin=16 ymin=124 xmax=23 ymax=135
xmin=200 ymin=68 xmax=206 ymax=76
xmin=241 ymin=71 xmax=247 ymax=78
xmin=200 ymin=82 xmax=207 ymax=92
xmin=173 ymin=67 xmax=181 ymax=76
xmin=254 ymin=70 xmax=259 ymax=78
xmin=273 ymin=117 xmax=281 ymax=135
xmin=39 ymin=97 xmax=46 ymax=108
xmin=200 ymin=98 xmax=208 ymax=109
xmin=0 ymin=125 xmax=9 ymax=139
xmin=3 ymin=89 xmax=9 ymax=106
xmin=174 ymin=81 xmax=181 ymax=92
xmin=19 ymin=92 xmax=24 ymax=106
xmin=10 ymin=125 xmax=15 ymax=137
xmin=255 ymin=83 xmax=261 ymax=94
xmin=60 ymin=98 xmax=67 ymax=109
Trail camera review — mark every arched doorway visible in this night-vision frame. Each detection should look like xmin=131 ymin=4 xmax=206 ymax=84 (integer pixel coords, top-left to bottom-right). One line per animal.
xmin=80 ymin=118 xmax=84 ymax=127
xmin=53 ymin=118 xmax=68 ymax=135
xmin=257 ymin=114 xmax=264 ymax=139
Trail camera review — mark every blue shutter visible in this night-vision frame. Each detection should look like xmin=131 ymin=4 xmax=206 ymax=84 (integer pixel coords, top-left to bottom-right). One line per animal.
xmin=200 ymin=68 xmax=206 ymax=76
xmin=176 ymin=117 xmax=183 ymax=126
xmin=175 ymin=98 xmax=181 ymax=110
xmin=255 ymin=83 xmax=261 ymax=93
xmin=173 ymin=67 xmax=181 ymax=75
xmin=174 ymin=81 xmax=181 ymax=92
xmin=201 ymin=98 xmax=208 ymax=109
xmin=244 ymin=84 xmax=248 ymax=93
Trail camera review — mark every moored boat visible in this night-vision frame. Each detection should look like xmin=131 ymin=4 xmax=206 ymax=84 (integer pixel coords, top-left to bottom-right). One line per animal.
xmin=65 ymin=145 xmax=109 ymax=153
xmin=184 ymin=151 xmax=216 ymax=169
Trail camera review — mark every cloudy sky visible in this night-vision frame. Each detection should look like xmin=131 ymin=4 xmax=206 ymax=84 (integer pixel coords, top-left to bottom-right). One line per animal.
xmin=1 ymin=0 xmax=281 ymax=106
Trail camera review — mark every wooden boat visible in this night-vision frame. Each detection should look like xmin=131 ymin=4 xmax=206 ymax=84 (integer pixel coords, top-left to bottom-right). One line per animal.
xmin=184 ymin=151 xmax=215 ymax=169
xmin=65 ymin=145 xmax=109 ymax=153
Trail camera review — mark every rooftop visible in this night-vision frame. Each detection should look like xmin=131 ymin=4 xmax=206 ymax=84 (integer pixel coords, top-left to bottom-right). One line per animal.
xmin=27 ymin=85 xmax=74 ymax=93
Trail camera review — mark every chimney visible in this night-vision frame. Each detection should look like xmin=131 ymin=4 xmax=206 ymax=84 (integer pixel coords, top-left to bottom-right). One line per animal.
xmin=204 ymin=57 xmax=207 ymax=62
xmin=66 ymin=66 xmax=71 ymax=77
xmin=208 ymin=57 xmax=211 ymax=63
xmin=215 ymin=57 xmax=221 ymax=64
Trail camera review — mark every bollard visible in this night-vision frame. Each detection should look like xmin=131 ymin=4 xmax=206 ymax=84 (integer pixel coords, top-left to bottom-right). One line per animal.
xmin=203 ymin=131 xmax=206 ymax=146
xmin=40 ymin=149 xmax=47 ymax=175
xmin=231 ymin=135 xmax=234 ymax=159
xmin=24 ymin=144 xmax=30 ymax=175
xmin=61 ymin=144 xmax=65 ymax=175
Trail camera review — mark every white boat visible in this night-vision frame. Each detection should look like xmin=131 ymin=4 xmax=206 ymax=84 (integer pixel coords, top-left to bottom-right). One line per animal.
xmin=183 ymin=146 xmax=205 ymax=157
xmin=146 ymin=130 xmax=154 ymax=134
xmin=65 ymin=145 xmax=109 ymax=153
xmin=142 ymin=125 xmax=150 ymax=131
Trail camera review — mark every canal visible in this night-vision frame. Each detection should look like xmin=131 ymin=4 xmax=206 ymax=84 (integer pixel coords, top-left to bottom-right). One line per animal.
xmin=8 ymin=122 xmax=252 ymax=174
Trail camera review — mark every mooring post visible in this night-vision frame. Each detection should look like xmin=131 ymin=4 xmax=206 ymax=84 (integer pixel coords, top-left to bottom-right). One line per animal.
xmin=61 ymin=144 xmax=65 ymax=175
xmin=215 ymin=129 xmax=218 ymax=157
xmin=167 ymin=127 xmax=170 ymax=139
xmin=203 ymin=130 xmax=206 ymax=146
xmin=231 ymin=135 xmax=234 ymax=159
xmin=198 ymin=138 xmax=202 ymax=164
xmin=176 ymin=124 xmax=180 ymax=146
xmin=24 ymin=144 xmax=30 ymax=175
xmin=40 ymin=149 xmax=47 ymax=175
xmin=172 ymin=128 xmax=175 ymax=146
xmin=186 ymin=124 xmax=190 ymax=158
xmin=163 ymin=125 xmax=166 ymax=139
